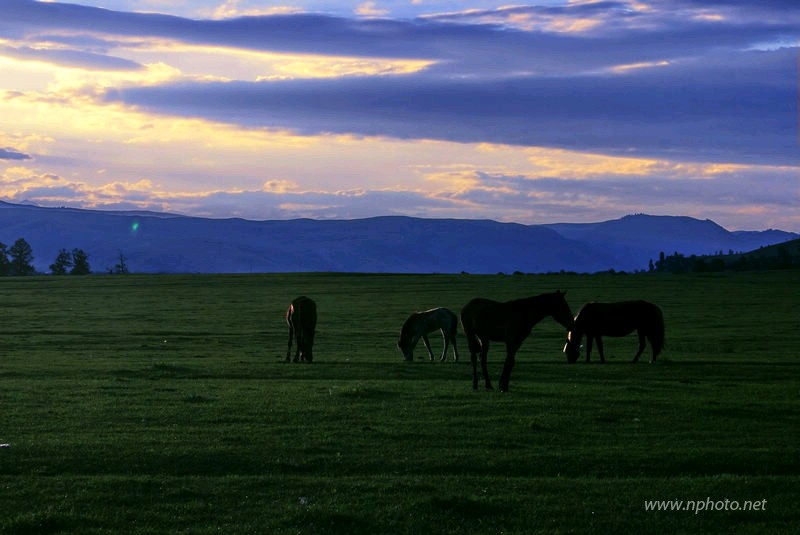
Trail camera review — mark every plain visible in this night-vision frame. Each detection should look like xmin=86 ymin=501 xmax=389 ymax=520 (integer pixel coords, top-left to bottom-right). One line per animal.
xmin=0 ymin=271 xmax=798 ymax=534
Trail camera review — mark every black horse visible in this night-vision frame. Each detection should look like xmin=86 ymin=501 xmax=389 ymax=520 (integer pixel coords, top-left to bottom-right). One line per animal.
xmin=460 ymin=291 xmax=574 ymax=392
xmin=286 ymin=296 xmax=317 ymax=363
xmin=397 ymin=307 xmax=460 ymax=362
xmin=563 ymin=300 xmax=664 ymax=364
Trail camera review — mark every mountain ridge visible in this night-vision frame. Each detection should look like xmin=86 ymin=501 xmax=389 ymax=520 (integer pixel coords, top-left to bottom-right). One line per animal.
xmin=0 ymin=202 xmax=796 ymax=274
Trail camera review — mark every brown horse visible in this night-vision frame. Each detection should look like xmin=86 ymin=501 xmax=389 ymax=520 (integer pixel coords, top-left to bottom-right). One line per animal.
xmin=563 ymin=300 xmax=664 ymax=363
xmin=397 ymin=307 xmax=460 ymax=362
xmin=286 ymin=296 xmax=317 ymax=363
xmin=460 ymin=291 xmax=574 ymax=392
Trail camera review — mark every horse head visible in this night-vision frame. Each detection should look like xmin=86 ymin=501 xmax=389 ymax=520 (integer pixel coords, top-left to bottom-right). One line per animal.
xmin=397 ymin=324 xmax=416 ymax=361
xmin=397 ymin=338 xmax=414 ymax=361
xmin=551 ymin=291 xmax=580 ymax=363
xmin=563 ymin=330 xmax=581 ymax=363
xmin=552 ymin=290 xmax=575 ymax=331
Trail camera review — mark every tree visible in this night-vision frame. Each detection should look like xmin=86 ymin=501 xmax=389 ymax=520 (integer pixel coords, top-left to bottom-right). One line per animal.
xmin=9 ymin=238 xmax=35 ymax=276
xmin=114 ymin=251 xmax=129 ymax=274
xmin=70 ymin=248 xmax=91 ymax=275
xmin=0 ymin=242 xmax=9 ymax=276
xmin=50 ymin=249 xmax=73 ymax=275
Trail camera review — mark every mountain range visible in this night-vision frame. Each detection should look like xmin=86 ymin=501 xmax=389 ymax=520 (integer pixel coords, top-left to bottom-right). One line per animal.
xmin=0 ymin=201 xmax=796 ymax=274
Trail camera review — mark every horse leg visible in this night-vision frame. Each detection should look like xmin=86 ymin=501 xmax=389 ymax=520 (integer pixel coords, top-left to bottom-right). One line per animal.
xmin=439 ymin=329 xmax=449 ymax=362
xmin=480 ymin=341 xmax=493 ymax=390
xmin=286 ymin=323 xmax=294 ymax=362
xmin=499 ymin=342 xmax=520 ymax=392
xmin=468 ymin=338 xmax=480 ymax=390
xmin=649 ymin=334 xmax=658 ymax=363
xmin=300 ymin=333 xmax=313 ymax=363
xmin=293 ymin=327 xmax=302 ymax=362
xmin=596 ymin=336 xmax=606 ymax=364
xmin=451 ymin=333 xmax=460 ymax=362
xmin=421 ymin=334 xmax=435 ymax=361
xmin=585 ymin=336 xmax=593 ymax=363
xmin=632 ymin=330 xmax=646 ymax=363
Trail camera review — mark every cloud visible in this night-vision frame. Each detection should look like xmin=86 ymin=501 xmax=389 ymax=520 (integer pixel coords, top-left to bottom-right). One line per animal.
xmin=9 ymin=0 xmax=789 ymax=163
xmin=0 ymin=44 xmax=143 ymax=71
xmin=355 ymin=2 xmax=390 ymax=18
xmin=107 ymin=45 xmax=798 ymax=165
xmin=5 ymin=0 xmax=798 ymax=73
xmin=4 ymin=151 xmax=797 ymax=231
xmin=204 ymin=0 xmax=303 ymax=19
xmin=0 ymin=165 xmax=460 ymax=221
xmin=0 ymin=147 xmax=32 ymax=160
xmin=444 ymin=165 xmax=800 ymax=230
xmin=2 ymin=0 xmax=799 ymax=231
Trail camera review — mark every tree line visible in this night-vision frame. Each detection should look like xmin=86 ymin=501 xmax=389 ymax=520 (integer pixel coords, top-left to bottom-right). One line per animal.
xmin=649 ymin=245 xmax=798 ymax=274
xmin=0 ymin=238 xmax=91 ymax=276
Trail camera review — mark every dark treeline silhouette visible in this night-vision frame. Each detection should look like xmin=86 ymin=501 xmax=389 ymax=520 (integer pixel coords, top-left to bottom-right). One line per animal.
xmin=0 ymin=238 xmax=36 ymax=276
xmin=649 ymin=239 xmax=800 ymax=273
xmin=50 ymin=248 xmax=92 ymax=275
xmin=0 ymin=238 xmax=93 ymax=276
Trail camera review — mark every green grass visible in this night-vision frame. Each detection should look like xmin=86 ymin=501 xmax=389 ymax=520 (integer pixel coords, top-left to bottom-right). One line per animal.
xmin=0 ymin=272 xmax=798 ymax=533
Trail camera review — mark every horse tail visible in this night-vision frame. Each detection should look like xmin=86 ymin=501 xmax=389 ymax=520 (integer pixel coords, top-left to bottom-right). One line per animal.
xmin=650 ymin=305 xmax=665 ymax=358
xmin=445 ymin=309 xmax=459 ymax=337
xmin=459 ymin=303 xmax=479 ymax=352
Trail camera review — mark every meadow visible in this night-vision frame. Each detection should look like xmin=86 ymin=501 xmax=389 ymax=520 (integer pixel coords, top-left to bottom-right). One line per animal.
xmin=0 ymin=271 xmax=798 ymax=534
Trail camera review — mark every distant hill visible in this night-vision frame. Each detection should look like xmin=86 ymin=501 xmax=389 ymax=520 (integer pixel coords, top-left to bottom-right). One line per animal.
xmin=0 ymin=202 xmax=796 ymax=274
xmin=701 ymin=237 xmax=800 ymax=271
xmin=542 ymin=214 xmax=796 ymax=268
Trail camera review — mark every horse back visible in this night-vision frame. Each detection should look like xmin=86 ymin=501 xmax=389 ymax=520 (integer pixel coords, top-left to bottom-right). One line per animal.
xmin=288 ymin=296 xmax=317 ymax=331
xmin=576 ymin=300 xmax=660 ymax=336
xmin=460 ymin=298 xmax=514 ymax=341
xmin=409 ymin=307 xmax=457 ymax=343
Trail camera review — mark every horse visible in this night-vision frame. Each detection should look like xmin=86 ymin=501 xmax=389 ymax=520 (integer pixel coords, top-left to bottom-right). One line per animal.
xmin=460 ymin=291 xmax=574 ymax=392
xmin=286 ymin=296 xmax=317 ymax=363
xmin=563 ymin=300 xmax=664 ymax=364
xmin=397 ymin=307 xmax=460 ymax=362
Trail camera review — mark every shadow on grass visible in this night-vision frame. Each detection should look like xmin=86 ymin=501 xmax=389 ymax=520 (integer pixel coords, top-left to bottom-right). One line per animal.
xmin=281 ymin=510 xmax=378 ymax=534
xmin=2 ymin=511 xmax=87 ymax=535
xmin=410 ymin=495 xmax=511 ymax=532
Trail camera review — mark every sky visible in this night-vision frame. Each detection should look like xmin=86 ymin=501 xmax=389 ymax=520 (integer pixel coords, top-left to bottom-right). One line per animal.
xmin=1 ymin=0 xmax=798 ymax=231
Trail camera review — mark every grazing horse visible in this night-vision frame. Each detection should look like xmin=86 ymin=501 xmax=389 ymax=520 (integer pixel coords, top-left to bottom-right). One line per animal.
xmin=460 ymin=291 xmax=574 ymax=392
xmin=397 ymin=307 xmax=460 ymax=362
xmin=286 ymin=296 xmax=317 ymax=363
xmin=563 ymin=300 xmax=664 ymax=364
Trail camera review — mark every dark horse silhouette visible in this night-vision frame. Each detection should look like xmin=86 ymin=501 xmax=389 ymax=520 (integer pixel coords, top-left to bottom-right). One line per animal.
xmin=460 ymin=291 xmax=574 ymax=392
xmin=563 ymin=300 xmax=664 ymax=364
xmin=286 ymin=296 xmax=317 ymax=363
xmin=397 ymin=307 xmax=460 ymax=362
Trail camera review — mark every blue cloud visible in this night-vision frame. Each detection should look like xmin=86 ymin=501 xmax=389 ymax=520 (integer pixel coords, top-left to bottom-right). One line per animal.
xmin=0 ymin=147 xmax=32 ymax=160
xmin=107 ymin=44 xmax=797 ymax=165
xmin=0 ymin=44 xmax=142 ymax=71
xmin=4 ymin=0 xmax=799 ymax=165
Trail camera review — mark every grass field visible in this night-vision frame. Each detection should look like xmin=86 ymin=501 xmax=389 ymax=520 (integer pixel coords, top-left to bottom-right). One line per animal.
xmin=1 ymin=271 xmax=798 ymax=534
